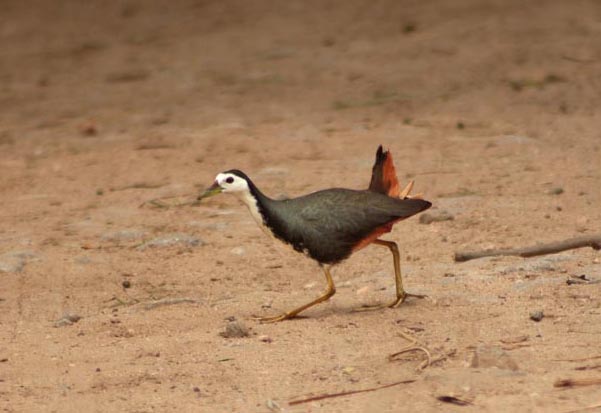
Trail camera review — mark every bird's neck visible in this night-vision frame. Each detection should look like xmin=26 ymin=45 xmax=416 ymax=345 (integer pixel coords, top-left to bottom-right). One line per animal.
xmin=234 ymin=179 xmax=295 ymax=251
xmin=234 ymin=179 xmax=274 ymax=231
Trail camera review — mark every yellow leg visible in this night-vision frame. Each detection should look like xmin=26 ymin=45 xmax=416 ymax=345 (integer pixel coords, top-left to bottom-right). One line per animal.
xmin=255 ymin=265 xmax=336 ymax=323
xmin=356 ymin=239 xmax=425 ymax=311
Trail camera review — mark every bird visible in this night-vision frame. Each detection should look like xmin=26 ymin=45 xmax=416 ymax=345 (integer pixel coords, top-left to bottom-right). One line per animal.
xmin=198 ymin=145 xmax=431 ymax=322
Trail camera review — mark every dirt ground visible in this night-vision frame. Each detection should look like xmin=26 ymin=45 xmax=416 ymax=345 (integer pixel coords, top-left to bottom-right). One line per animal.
xmin=1 ymin=1 xmax=601 ymax=411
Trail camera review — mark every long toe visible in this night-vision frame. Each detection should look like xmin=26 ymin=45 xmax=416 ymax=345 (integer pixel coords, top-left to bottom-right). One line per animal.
xmin=404 ymin=292 xmax=427 ymax=300
xmin=354 ymin=292 xmax=425 ymax=311
xmin=388 ymin=294 xmax=406 ymax=308
xmin=252 ymin=312 xmax=295 ymax=323
xmin=352 ymin=302 xmax=389 ymax=312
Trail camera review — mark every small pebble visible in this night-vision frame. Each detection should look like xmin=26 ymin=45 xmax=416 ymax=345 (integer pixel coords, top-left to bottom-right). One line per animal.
xmin=220 ymin=321 xmax=249 ymax=338
xmin=266 ymin=399 xmax=281 ymax=411
xmin=78 ymin=121 xmax=98 ymax=136
xmin=530 ymin=310 xmax=544 ymax=322
xmin=419 ymin=211 xmax=454 ymax=224
xmin=576 ymin=216 xmax=589 ymax=233
xmin=122 ymin=280 xmax=131 ymax=289
xmin=230 ymin=246 xmax=245 ymax=256
xmin=547 ymin=187 xmax=564 ymax=195
xmin=137 ymin=233 xmax=204 ymax=250
xmin=54 ymin=313 xmax=82 ymax=328
xmin=356 ymin=286 xmax=371 ymax=296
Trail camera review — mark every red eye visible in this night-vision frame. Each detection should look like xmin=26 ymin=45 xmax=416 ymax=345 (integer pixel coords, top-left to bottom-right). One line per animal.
xmin=226 ymin=177 xmax=234 ymax=184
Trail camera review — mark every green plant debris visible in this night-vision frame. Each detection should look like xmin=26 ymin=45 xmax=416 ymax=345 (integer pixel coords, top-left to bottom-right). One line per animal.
xmin=509 ymin=74 xmax=567 ymax=91
xmin=332 ymin=90 xmax=412 ymax=110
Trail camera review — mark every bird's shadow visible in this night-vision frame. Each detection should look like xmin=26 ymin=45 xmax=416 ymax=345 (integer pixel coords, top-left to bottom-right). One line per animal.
xmin=251 ymin=296 xmax=425 ymax=323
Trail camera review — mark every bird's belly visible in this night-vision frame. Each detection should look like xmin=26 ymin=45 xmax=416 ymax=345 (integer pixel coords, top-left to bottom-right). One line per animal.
xmin=351 ymin=222 xmax=394 ymax=252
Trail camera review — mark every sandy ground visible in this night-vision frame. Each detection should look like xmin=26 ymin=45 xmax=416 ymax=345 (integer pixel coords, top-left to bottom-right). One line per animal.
xmin=1 ymin=1 xmax=601 ymax=411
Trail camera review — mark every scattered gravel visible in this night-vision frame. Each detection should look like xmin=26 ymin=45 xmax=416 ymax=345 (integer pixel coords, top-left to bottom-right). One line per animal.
xmin=54 ymin=313 xmax=82 ymax=328
xmin=136 ymin=233 xmax=205 ymax=250
xmin=530 ymin=310 xmax=544 ymax=322
xmin=220 ymin=321 xmax=250 ymax=338
xmin=419 ymin=210 xmax=455 ymax=224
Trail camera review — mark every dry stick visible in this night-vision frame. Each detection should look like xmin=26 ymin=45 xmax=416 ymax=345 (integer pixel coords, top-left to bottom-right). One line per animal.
xmin=554 ymin=377 xmax=601 ymax=388
xmin=388 ymin=329 xmax=432 ymax=370
xmin=288 ymin=379 xmax=416 ymax=406
xmin=143 ymin=298 xmax=200 ymax=310
xmin=388 ymin=347 xmax=432 ymax=370
xmin=575 ymin=364 xmax=601 ymax=371
xmin=553 ymin=355 xmax=601 ymax=363
xmin=289 ymin=330 xmax=428 ymax=406
xmin=454 ymin=234 xmax=601 ymax=262
xmin=430 ymin=349 xmax=457 ymax=366
xmin=112 ymin=182 xmax=166 ymax=192
xmin=437 ymin=395 xmax=474 ymax=406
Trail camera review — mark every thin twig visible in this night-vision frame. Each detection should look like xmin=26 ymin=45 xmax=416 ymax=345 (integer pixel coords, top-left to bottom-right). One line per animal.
xmin=566 ymin=274 xmax=601 ymax=285
xmin=140 ymin=195 xmax=200 ymax=209
xmin=552 ymin=355 xmax=601 ymax=363
xmin=288 ymin=379 xmax=416 ymax=406
xmin=143 ymin=298 xmax=201 ymax=310
xmin=436 ymin=395 xmax=474 ymax=406
xmin=430 ymin=350 xmax=456 ymax=366
xmin=455 ymin=234 xmax=601 ymax=262
xmin=561 ymin=55 xmax=597 ymax=64
xmin=574 ymin=364 xmax=601 ymax=371
xmin=111 ymin=182 xmax=166 ymax=192
xmin=388 ymin=329 xmax=432 ymax=370
xmin=104 ymin=296 xmax=140 ymax=308
xmin=554 ymin=377 xmax=601 ymax=388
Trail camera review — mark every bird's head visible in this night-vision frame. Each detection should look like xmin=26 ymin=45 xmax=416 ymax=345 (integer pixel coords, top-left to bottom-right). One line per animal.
xmin=197 ymin=169 xmax=251 ymax=201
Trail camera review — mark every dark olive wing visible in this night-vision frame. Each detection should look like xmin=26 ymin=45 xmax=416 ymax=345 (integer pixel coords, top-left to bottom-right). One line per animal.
xmin=275 ymin=189 xmax=430 ymax=263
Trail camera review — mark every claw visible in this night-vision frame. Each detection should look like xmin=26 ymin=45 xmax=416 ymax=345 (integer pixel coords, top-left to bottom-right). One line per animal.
xmin=250 ymin=265 xmax=336 ymax=322
xmin=353 ymin=292 xmax=426 ymax=312
xmin=252 ymin=313 xmax=293 ymax=323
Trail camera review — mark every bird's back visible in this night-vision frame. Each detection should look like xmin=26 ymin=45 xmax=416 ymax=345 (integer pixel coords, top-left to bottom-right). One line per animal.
xmin=261 ymin=189 xmax=430 ymax=264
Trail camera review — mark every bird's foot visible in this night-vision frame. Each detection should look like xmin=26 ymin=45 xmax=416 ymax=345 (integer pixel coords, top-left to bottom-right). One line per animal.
xmin=354 ymin=292 xmax=427 ymax=312
xmin=405 ymin=292 xmax=427 ymax=299
xmin=251 ymin=312 xmax=296 ymax=323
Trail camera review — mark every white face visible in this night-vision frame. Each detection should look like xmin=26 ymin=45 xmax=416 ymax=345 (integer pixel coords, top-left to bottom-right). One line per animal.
xmin=215 ymin=172 xmax=249 ymax=194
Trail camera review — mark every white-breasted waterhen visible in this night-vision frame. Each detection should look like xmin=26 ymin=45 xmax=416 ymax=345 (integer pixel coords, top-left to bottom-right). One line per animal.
xmin=198 ymin=145 xmax=431 ymax=322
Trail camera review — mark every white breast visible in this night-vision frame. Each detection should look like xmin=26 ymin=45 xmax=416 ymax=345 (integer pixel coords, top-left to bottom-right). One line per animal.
xmin=237 ymin=190 xmax=274 ymax=239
